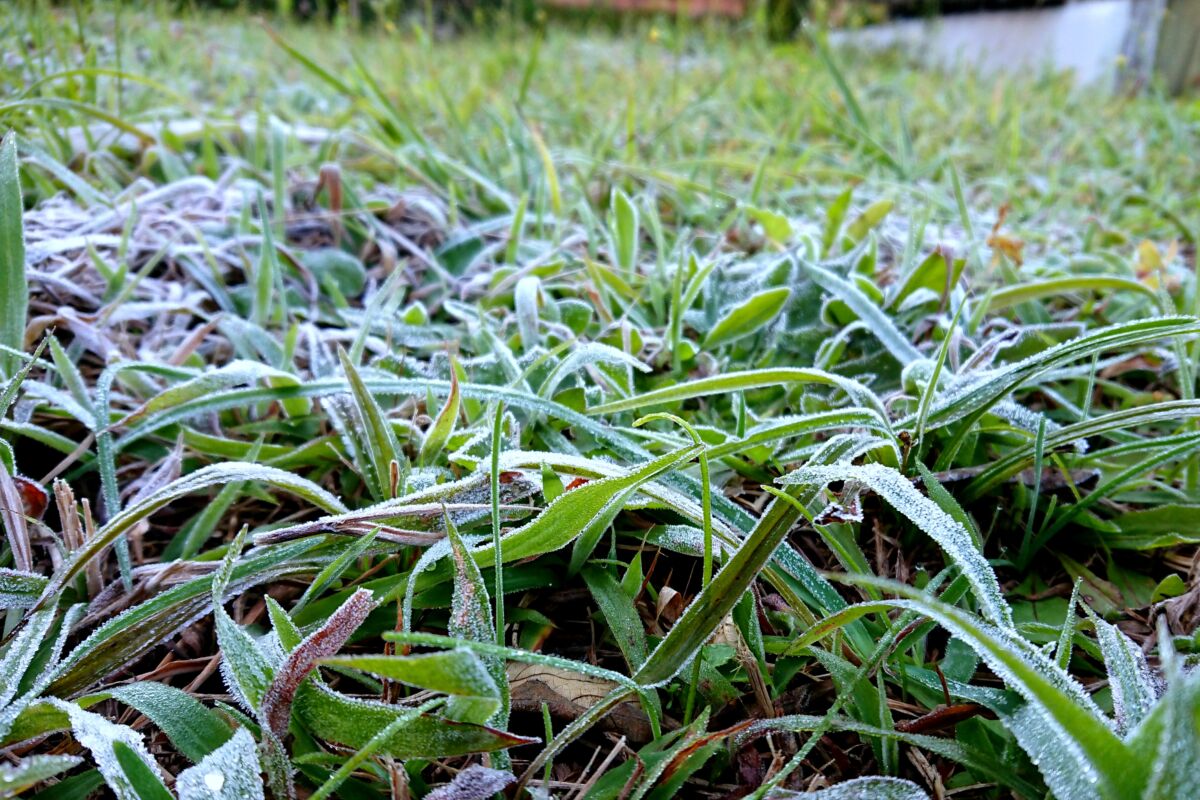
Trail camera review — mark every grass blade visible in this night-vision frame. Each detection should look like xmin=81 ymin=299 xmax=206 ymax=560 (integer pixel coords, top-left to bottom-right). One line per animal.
xmin=0 ymin=132 xmax=25 ymax=380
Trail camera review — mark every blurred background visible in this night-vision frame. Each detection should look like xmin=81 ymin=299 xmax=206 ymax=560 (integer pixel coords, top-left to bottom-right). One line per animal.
xmin=184 ymin=0 xmax=1198 ymax=93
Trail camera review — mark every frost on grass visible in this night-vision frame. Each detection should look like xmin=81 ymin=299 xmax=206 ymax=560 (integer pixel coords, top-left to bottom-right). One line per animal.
xmin=402 ymin=536 xmax=455 ymax=632
xmin=122 ymin=360 xmax=310 ymax=424
xmin=0 ymin=567 xmax=46 ymax=610
xmin=918 ymin=316 xmax=1199 ymax=432
xmin=817 ymin=432 xmax=899 ymax=464
xmin=653 ymin=523 xmax=735 ymax=560
xmin=877 ymin=596 xmax=1118 ymax=797
xmin=1129 ymin=656 xmax=1200 ymax=800
xmin=216 ymin=607 xmax=274 ymax=714
xmin=0 ymin=607 xmax=57 ymax=708
xmin=767 ymin=775 xmax=929 ymax=799
xmin=446 ymin=520 xmax=510 ymax=728
xmin=57 ymin=700 xmax=166 ymax=800
xmin=448 ymin=526 xmax=495 ymax=647
xmin=259 ymin=587 xmax=375 ymax=738
xmin=778 ymin=462 xmax=1012 ymax=629
xmin=496 ymin=450 xmax=723 ymax=536
xmin=800 ymin=259 xmax=923 ymax=366
xmin=177 ymin=728 xmax=264 ymax=800
xmin=1003 ymin=701 xmax=1100 ymax=800
xmin=251 ymin=467 xmax=540 ymax=547
xmin=1090 ymin=613 xmax=1159 ymax=735
xmin=538 ymin=340 xmax=651 ymax=399
xmin=990 ymin=400 xmax=1088 ymax=454
xmin=114 ymin=463 xmax=348 ymax=531
xmin=0 ymin=755 xmax=82 ymax=795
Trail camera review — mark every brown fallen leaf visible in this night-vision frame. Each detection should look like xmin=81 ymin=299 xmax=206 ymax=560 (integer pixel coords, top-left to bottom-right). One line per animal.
xmin=507 ymin=662 xmax=654 ymax=743
xmin=1098 ymin=353 xmax=1165 ymax=379
xmin=656 ymin=585 xmax=685 ymax=625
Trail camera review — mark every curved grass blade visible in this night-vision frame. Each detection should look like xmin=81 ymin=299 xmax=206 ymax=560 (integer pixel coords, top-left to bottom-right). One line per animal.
xmin=778 ymin=462 xmax=1011 ymax=629
xmin=794 ymin=576 xmax=1133 ymax=800
xmin=37 ymin=463 xmax=345 ymax=610
xmin=963 ymin=400 xmax=1200 ymax=501
xmin=586 ymin=368 xmax=884 ymax=419
xmin=986 ymin=276 xmax=1155 ymax=312
xmin=0 ymin=754 xmax=83 ymax=797
xmin=82 ymin=683 xmax=234 ymax=764
xmin=913 ymin=317 xmax=1200 ymax=455
xmin=470 ymin=444 xmax=701 ymax=568
xmin=799 ymin=258 xmax=922 ymax=365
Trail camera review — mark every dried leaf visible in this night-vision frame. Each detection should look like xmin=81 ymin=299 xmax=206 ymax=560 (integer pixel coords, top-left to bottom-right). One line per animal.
xmin=507 ymin=662 xmax=652 ymax=743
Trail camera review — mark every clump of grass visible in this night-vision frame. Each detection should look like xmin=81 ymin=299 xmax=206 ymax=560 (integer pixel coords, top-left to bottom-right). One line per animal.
xmin=1 ymin=3 xmax=1199 ymax=799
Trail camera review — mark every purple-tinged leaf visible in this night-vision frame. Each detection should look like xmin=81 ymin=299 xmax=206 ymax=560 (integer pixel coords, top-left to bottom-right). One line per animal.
xmin=259 ymin=588 xmax=376 ymax=739
xmin=426 ymin=764 xmax=516 ymax=800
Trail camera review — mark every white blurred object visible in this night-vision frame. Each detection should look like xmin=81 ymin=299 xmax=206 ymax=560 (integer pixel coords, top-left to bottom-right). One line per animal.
xmin=832 ymin=0 xmax=1140 ymax=85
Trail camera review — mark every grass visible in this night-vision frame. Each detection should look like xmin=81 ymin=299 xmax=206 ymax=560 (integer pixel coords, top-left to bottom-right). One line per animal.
xmin=1 ymin=2 xmax=1200 ymax=798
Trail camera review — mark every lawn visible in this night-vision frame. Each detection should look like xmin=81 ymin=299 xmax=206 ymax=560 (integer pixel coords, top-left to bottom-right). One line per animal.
xmin=1 ymin=3 xmax=1199 ymax=799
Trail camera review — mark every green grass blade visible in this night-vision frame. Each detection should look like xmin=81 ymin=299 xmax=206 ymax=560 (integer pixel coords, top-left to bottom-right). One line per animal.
xmin=800 ymin=576 xmax=1132 ymax=799
xmin=586 ymin=368 xmax=882 ymax=418
xmin=780 ymin=462 xmax=1011 ymax=628
xmin=0 ymin=132 xmax=25 ymax=381
xmin=175 ymin=728 xmax=264 ymax=800
xmin=338 ymin=348 xmax=406 ymax=499
xmin=83 ymin=683 xmax=234 ymax=764
xmin=471 ymin=444 xmax=700 ymax=568
xmin=704 ymin=287 xmax=792 ymax=349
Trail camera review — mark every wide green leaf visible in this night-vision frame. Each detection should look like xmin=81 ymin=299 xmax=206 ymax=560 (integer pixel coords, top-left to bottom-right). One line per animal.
xmin=704 ymin=287 xmax=792 ymax=348
xmin=321 ymin=649 xmax=500 ymax=724
xmin=291 ymin=681 xmax=533 ymax=759
xmin=84 ymin=683 xmax=234 ymax=763
xmin=470 ymin=444 xmax=700 ymax=567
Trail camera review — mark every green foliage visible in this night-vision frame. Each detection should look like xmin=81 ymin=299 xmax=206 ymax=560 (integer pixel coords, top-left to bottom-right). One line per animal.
xmin=2 ymin=4 xmax=1199 ymax=798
